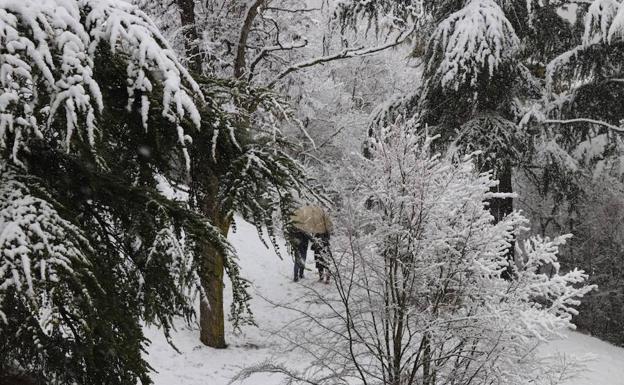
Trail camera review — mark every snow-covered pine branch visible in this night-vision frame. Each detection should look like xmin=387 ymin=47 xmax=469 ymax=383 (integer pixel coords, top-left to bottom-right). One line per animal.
xmin=583 ymin=0 xmax=620 ymax=45
xmin=0 ymin=167 xmax=92 ymax=340
xmin=548 ymin=0 xmax=624 ymax=93
xmin=539 ymin=0 xmax=624 ymax=170
xmin=0 ymin=0 xmax=202 ymax=166
xmin=424 ymin=0 xmax=519 ymax=91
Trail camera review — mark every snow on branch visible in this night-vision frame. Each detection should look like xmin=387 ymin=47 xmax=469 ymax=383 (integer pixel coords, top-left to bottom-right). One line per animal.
xmin=0 ymin=167 xmax=92 ymax=334
xmin=607 ymin=0 xmax=624 ymax=43
xmin=266 ymin=26 xmax=415 ymax=88
xmin=247 ymin=39 xmax=309 ymax=82
xmin=425 ymin=0 xmax=519 ymax=91
xmin=545 ymin=2 xmax=621 ymax=94
xmin=544 ymin=117 xmax=624 ymax=132
xmin=0 ymin=0 xmax=202 ymax=165
xmin=583 ymin=0 xmax=620 ymax=45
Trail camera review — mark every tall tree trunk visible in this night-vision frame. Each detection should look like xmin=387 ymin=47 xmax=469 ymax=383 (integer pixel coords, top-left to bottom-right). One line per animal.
xmin=198 ymin=212 xmax=230 ymax=348
xmin=182 ymin=0 xmax=263 ymax=348
xmin=234 ymin=0 xmax=266 ymax=79
xmin=490 ymin=160 xmax=515 ymax=279
xmin=422 ymin=332 xmax=433 ymax=385
xmin=196 ymin=0 xmax=263 ymax=347
xmin=176 ymin=0 xmax=202 ymax=74
xmin=196 ymin=172 xmax=232 ymax=348
xmin=175 ymin=0 xmax=229 ymax=349
xmin=490 ymin=160 xmax=513 ymax=223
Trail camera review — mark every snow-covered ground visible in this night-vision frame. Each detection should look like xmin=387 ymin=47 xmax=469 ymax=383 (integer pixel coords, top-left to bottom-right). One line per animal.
xmin=144 ymin=219 xmax=624 ymax=385
xmin=540 ymin=331 xmax=624 ymax=385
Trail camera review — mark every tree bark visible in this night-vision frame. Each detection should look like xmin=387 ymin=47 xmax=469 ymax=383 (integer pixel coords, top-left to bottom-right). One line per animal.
xmin=422 ymin=332 xmax=433 ymax=385
xmin=234 ymin=0 xmax=266 ymax=79
xmin=198 ymin=215 xmax=230 ymax=348
xmin=176 ymin=0 xmax=202 ymax=74
xmin=199 ymin=245 xmax=225 ymax=348
xmin=490 ymin=160 xmax=515 ymax=280
xmin=196 ymin=169 xmax=232 ymax=348
xmin=490 ymin=160 xmax=513 ymax=223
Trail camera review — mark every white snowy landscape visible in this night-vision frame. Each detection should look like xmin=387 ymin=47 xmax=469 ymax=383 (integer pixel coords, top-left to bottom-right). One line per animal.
xmin=3 ymin=0 xmax=624 ymax=384
xmin=144 ymin=220 xmax=624 ymax=385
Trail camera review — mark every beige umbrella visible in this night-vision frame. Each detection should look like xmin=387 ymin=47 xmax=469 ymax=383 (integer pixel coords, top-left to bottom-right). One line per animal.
xmin=290 ymin=206 xmax=333 ymax=235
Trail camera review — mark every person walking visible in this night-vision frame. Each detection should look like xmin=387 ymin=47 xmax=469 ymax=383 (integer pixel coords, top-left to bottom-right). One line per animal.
xmin=290 ymin=205 xmax=333 ymax=284
xmin=288 ymin=226 xmax=309 ymax=282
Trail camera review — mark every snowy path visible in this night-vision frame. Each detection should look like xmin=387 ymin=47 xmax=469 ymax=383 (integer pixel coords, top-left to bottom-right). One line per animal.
xmin=144 ymin=219 xmax=624 ymax=385
xmin=144 ymin=219 xmax=311 ymax=385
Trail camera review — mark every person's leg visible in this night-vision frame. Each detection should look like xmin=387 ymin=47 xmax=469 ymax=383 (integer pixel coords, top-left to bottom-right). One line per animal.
xmin=319 ymin=233 xmax=331 ymax=283
xmin=297 ymin=235 xmax=308 ymax=279
xmin=290 ymin=230 xmax=302 ymax=281
xmin=312 ymin=234 xmax=326 ymax=281
xmin=311 ymin=233 xmax=329 ymax=283
xmin=316 ymin=257 xmax=324 ymax=281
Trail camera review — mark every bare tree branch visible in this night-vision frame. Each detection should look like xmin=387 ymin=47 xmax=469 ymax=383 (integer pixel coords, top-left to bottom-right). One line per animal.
xmin=234 ymin=0 xmax=266 ymax=79
xmin=266 ymin=26 xmax=416 ymax=88
xmin=265 ymin=6 xmax=322 ymax=13
xmin=544 ymin=118 xmax=624 ymax=133
xmin=248 ymin=39 xmax=309 ymax=82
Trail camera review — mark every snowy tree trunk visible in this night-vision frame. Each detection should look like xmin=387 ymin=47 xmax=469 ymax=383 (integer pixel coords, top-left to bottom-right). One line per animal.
xmin=197 ymin=175 xmax=232 ymax=349
xmin=172 ymin=0 xmax=228 ymax=349
xmin=196 ymin=0 xmax=263 ymax=346
xmin=176 ymin=0 xmax=202 ymax=74
xmin=422 ymin=332 xmax=434 ymax=385
xmin=490 ymin=161 xmax=513 ymax=223
xmin=234 ymin=0 xmax=266 ymax=78
xmin=491 ymin=161 xmax=515 ymax=279
xmin=198 ymin=221 xmax=229 ymax=349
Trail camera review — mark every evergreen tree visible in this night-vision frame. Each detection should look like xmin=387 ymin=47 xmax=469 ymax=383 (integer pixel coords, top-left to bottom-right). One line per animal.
xmin=531 ymin=0 xmax=624 ymax=346
xmin=360 ymin=0 xmax=529 ymax=278
xmin=187 ymin=77 xmax=316 ymax=347
xmin=0 ymin=0 xmax=251 ymax=382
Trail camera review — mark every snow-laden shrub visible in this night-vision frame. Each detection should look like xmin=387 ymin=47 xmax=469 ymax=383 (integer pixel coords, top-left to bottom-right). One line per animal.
xmin=329 ymin=126 xmax=592 ymax=385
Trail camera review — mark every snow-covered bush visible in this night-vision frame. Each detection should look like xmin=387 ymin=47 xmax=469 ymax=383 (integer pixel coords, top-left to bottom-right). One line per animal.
xmin=240 ymin=123 xmax=594 ymax=385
